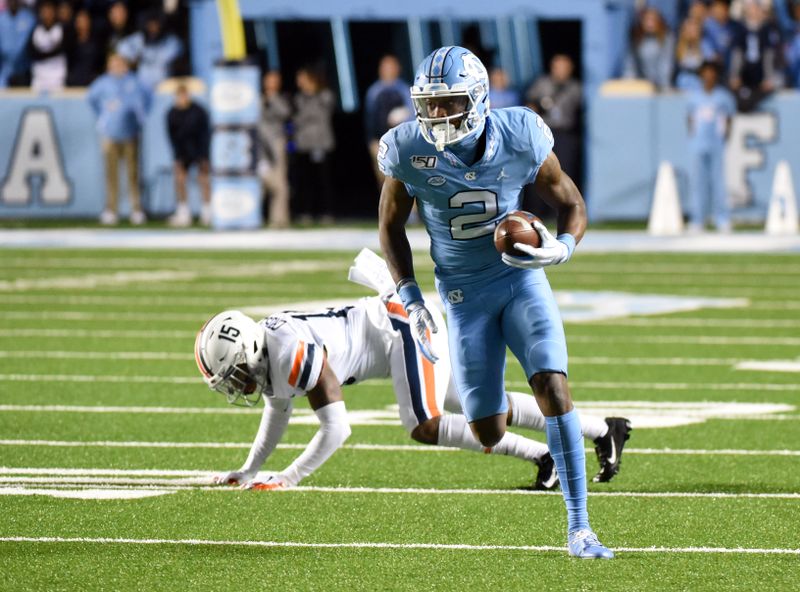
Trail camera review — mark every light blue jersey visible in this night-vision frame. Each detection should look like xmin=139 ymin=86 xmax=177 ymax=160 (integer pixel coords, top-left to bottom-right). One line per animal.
xmin=687 ymin=86 xmax=735 ymax=152
xmin=379 ymin=107 xmax=554 ymax=280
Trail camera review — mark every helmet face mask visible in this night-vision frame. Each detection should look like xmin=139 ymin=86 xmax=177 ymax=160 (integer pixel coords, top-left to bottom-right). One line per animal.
xmin=411 ymin=46 xmax=490 ymax=151
xmin=195 ymin=311 xmax=268 ymax=407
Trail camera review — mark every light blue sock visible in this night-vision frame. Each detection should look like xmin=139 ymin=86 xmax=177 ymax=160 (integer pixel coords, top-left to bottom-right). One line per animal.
xmin=545 ymin=409 xmax=590 ymax=533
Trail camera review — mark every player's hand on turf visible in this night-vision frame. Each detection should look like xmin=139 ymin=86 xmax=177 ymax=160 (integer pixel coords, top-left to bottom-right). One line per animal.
xmin=406 ymin=301 xmax=439 ymax=363
xmin=501 ymin=220 xmax=570 ymax=269
xmin=242 ymin=474 xmax=291 ymax=491
xmin=213 ymin=470 xmax=254 ymax=486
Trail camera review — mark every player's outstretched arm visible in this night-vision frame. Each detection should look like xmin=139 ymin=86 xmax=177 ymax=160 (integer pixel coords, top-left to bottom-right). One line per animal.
xmin=214 ymin=398 xmax=294 ymax=486
xmin=246 ymin=362 xmax=351 ymax=491
xmin=503 ymin=151 xmax=587 ymax=270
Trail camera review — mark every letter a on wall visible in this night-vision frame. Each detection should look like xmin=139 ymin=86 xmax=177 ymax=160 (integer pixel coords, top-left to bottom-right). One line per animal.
xmin=0 ymin=108 xmax=71 ymax=206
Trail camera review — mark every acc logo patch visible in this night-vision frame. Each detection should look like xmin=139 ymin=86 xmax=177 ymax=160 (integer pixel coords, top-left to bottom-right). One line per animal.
xmin=411 ymin=155 xmax=437 ymax=169
xmin=427 ymin=176 xmax=446 ymax=186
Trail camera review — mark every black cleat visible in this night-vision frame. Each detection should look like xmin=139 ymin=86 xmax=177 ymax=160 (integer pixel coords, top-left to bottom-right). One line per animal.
xmin=533 ymin=452 xmax=560 ymax=490
xmin=592 ymin=417 xmax=632 ymax=483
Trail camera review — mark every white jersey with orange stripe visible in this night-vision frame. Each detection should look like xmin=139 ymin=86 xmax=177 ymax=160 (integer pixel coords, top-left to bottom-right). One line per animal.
xmin=259 ymin=296 xmax=395 ymax=399
xmin=258 ymin=295 xmax=452 ymax=416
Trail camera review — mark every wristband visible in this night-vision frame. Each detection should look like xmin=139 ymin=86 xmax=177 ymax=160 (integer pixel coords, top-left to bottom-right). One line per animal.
xmin=556 ymin=233 xmax=576 ymax=260
xmin=396 ymin=278 xmax=423 ymax=308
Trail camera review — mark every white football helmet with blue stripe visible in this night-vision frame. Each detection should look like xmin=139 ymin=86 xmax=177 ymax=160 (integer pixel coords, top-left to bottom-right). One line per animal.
xmin=411 ymin=46 xmax=490 ymax=151
xmin=195 ymin=310 xmax=269 ymax=406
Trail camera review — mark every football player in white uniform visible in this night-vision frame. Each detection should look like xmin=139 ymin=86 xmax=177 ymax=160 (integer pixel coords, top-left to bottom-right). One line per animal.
xmin=194 ymin=250 xmax=630 ymax=491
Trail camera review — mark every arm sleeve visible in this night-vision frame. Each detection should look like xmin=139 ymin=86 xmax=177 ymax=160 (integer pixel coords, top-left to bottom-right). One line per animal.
xmin=238 ymin=398 xmax=293 ymax=475
xmin=280 ymin=400 xmax=351 ymax=486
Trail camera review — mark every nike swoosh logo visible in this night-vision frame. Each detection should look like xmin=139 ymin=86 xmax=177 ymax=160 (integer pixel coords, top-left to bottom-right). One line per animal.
xmin=607 ymin=438 xmax=617 ymax=465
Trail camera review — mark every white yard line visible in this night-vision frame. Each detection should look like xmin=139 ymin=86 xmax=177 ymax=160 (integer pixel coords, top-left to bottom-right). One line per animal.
xmin=0 ymin=351 xmax=193 ymax=361
xmin=510 ymin=380 xmax=800 ymax=392
xmin=588 ymin=318 xmax=800 ymax=329
xmin=0 ymin=329 xmax=195 ymax=338
xmin=2 ymin=440 xmax=800 ymax=456
xmin=0 ymin=350 xmax=748 ymax=366
xmin=568 ymin=335 xmax=800 ymax=346
xmin=2 ymin=373 xmax=799 ymax=391
xmin=0 ymin=477 xmax=798 ymax=500
xmin=0 ymin=261 xmax=334 ymax=292
xmin=0 ymin=536 xmax=798 ymax=555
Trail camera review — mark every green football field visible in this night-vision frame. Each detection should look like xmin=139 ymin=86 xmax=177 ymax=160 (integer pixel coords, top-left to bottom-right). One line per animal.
xmin=1 ymin=247 xmax=798 ymax=591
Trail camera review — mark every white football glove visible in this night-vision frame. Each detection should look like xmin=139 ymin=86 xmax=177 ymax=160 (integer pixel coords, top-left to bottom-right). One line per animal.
xmin=241 ymin=474 xmax=293 ymax=491
xmin=406 ymin=301 xmax=439 ymax=364
xmin=213 ymin=469 xmax=256 ymax=486
xmin=501 ymin=220 xmax=571 ymax=269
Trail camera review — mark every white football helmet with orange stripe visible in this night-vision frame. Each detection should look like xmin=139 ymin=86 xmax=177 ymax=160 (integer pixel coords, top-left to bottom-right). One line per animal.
xmin=194 ymin=310 xmax=269 ymax=406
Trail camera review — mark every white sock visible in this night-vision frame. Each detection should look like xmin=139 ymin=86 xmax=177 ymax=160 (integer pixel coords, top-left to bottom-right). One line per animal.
xmin=506 ymin=391 xmax=546 ymax=431
xmin=491 ymin=431 xmax=549 ymax=462
xmin=506 ymin=390 xmax=609 ymax=440
xmin=437 ymin=413 xmax=548 ymax=462
xmin=436 ymin=414 xmax=482 ymax=452
xmin=581 ymin=416 xmax=608 ymax=441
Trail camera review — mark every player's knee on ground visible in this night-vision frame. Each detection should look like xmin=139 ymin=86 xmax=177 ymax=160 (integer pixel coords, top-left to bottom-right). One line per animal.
xmin=410 ymin=416 xmax=440 ymax=445
xmin=469 ymin=414 xmax=506 ymax=448
xmin=530 ymin=372 xmax=573 ymax=416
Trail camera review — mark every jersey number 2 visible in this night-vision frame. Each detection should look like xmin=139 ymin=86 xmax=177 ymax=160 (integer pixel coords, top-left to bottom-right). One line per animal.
xmin=449 ymin=190 xmax=498 ymax=240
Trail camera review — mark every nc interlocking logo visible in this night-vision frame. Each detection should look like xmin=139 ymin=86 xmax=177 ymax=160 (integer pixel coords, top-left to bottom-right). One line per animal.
xmin=447 ymin=289 xmax=464 ymax=304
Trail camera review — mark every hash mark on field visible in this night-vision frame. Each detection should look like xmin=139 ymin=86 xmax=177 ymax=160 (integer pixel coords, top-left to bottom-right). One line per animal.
xmin=568 ymin=335 xmax=800 ymax=346
xmin=1 ymin=536 xmax=798 ymax=555
xmin=3 ymin=440 xmax=800 ymax=457
xmin=0 ymin=351 xmax=193 ymax=361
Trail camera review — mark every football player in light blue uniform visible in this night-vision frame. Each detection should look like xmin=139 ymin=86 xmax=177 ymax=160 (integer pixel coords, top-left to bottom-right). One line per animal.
xmin=378 ymin=46 xmax=613 ymax=559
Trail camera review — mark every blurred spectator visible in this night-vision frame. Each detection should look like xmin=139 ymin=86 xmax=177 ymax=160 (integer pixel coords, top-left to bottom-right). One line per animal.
xmin=117 ymin=10 xmax=182 ymax=90
xmin=785 ymin=1 xmax=800 ymax=87
xmin=687 ymin=0 xmax=709 ymax=25
xmin=87 ymin=53 xmax=149 ymax=225
xmin=703 ymin=0 xmax=744 ymax=76
xmin=729 ymin=0 xmax=783 ymax=111
xmin=56 ymin=0 xmax=72 ymax=27
xmin=687 ymin=60 xmax=736 ymax=233
xmin=488 ymin=67 xmax=520 ymax=108
xmin=624 ymin=6 xmax=675 ymax=89
xmin=66 ymin=9 xmax=103 ymax=86
xmin=0 ymin=0 xmax=36 ymax=87
xmin=292 ymin=66 xmax=336 ymax=224
xmin=29 ymin=0 xmax=68 ymax=92
xmin=525 ymin=54 xmax=582 ymax=185
xmin=675 ymin=17 xmax=705 ymax=89
xmin=364 ymin=55 xmax=411 ymax=189
xmin=166 ymin=83 xmax=210 ymax=227
xmin=102 ymin=1 xmax=131 ymax=55
xmin=258 ymin=70 xmax=291 ymax=229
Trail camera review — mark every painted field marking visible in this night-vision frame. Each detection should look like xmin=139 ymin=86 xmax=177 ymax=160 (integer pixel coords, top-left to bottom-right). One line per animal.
xmin=0 ymin=480 xmax=798 ymax=501
xmin=0 ymin=351 xmax=194 ymax=361
xmin=2 ymin=440 xmax=800 ymax=457
xmin=7 ymin=329 xmax=800 ymax=345
xmin=736 ymin=360 xmax=800 ymax=373
xmin=0 ymin=261 xmax=334 ymax=292
xmin=0 ymin=488 xmax=173 ymax=500
xmin=589 ymin=318 xmax=800 ymax=329
xmin=568 ymin=335 xmax=800 ymax=346
xmin=0 ymin=401 xmax=793 ymax=429
xmin=0 ymin=351 xmax=752 ymax=366
xmin=3 ymin=373 xmax=800 ymax=392
xmin=0 ymin=536 xmax=798 ymax=556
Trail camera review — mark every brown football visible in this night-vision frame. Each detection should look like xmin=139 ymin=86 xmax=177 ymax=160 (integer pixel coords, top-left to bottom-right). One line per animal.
xmin=493 ymin=210 xmax=542 ymax=257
